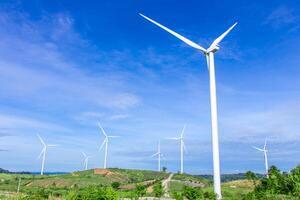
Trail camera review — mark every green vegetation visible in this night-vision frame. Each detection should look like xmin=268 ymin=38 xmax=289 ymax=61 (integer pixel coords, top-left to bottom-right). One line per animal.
xmin=152 ymin=181 xmax=164 ymax=197
xmin=199 ymin=173 xmax=264 ymax=183
xmin=0 ymin=165 xmax=299 ymax=199
xmin=65 ymin=186 xmax=118 ymax=200
xmin=173 ymin=172 xmax=211 ymax=186
xmin=243 ymin=165 xmax=300 ymax=199
xmin=134 ymin=183 xmax=146 ymax=198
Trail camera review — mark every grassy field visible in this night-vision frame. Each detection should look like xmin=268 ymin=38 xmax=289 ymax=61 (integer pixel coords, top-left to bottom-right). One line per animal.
xmin=0 ymin=169 xmax=298 ymax=199
xmin=169 ymin=179 xmax=252 ymax=199
xmin=0 ymin=168 xmax=169 ymax=191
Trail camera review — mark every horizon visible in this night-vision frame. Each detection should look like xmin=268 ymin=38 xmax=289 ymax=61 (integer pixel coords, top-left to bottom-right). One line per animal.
xmin=0 ymin=0 xmax=299 ymax=175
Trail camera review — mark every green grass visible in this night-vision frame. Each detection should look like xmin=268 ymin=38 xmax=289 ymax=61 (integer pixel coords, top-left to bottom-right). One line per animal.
xmin=1 ymin=169 xmax=297 ymax=200
xmin=0 ymin=168 xmax=169 ymax=195
xmin=172 ymin=173 xmax=211 ymax=186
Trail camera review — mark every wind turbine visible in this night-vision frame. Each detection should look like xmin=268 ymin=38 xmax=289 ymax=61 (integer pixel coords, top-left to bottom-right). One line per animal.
xmin=140 ymin=13 xmax=237 ymax=199
xmin=37 ymin=134 xmax=56 ymax=175
xmin=167 ymin=124 xmax=187 ymax=174
xmin=81 ymin=151 xmax=93 ymax=170
xmin=151 ymin=140 xmax=163 ymax=172
xmin=253 ymin=138 xmax=269 ymax=178
xmin=98 ymin=123 xmax=119 ymax=169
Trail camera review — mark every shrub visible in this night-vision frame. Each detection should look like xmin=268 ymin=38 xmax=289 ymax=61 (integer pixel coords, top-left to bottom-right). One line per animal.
xmin=153 ymin=181 xmax=164 ymax=197
xmin=245 ymin=171 xmax=257 ymax=187
xmin=288 ymin=165 xmax=300 ymax=196
xmin=111 ymin=182 xmax=120 ymax=190
xmin=172 ymin=191 xmax=183 ymax=200
xmin=135 ymin=183 xmax=146 ymax=197
xmin=182 ymin=186 xmax=203 ymax=200
xmin=65 ymin=186 xmax=118 ymax=200
xmin=243 ymin=165 xmax=300 ymax=199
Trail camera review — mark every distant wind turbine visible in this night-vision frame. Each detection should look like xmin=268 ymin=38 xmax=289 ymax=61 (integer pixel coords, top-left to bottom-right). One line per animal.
xmin=167 ymin=124 xmax=187 ymax=174
xmin=81 ymin=151 xmax=93 ymax=170
xmin=151 ymin=140 xmax=163 ymax=172
xmin=253 ymin=138 xmax=269 ymax=178
xmin=37 ymin=134 xmax=56 ymax=175
xmin=98 ymin=123 xmax=120 ymax=169
xmin=140 ymin=13 xmax=237 ymax=199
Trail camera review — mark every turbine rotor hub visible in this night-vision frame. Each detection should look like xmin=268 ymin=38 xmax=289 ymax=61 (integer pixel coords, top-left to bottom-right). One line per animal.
xmin=207 ymin=45 xmax=220 ymax=53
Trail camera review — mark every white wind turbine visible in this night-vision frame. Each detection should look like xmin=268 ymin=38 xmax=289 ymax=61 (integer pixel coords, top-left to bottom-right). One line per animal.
xmin=37 ymin=134 xmax=56 ymax=175
xmin=253 ymin=138 xmax=269 ymax=178
xmin=151 ymin=140 xmax=163 ymax=172
xmin=98 ymin=123 xmax=120 ymax=169
xmin=167 ymin=124 xmax=187 ymax=174
xmin=140 ymin=13 xmax=237 ymax=199
xmin=81 ymin=151 xmax=93 ymax=170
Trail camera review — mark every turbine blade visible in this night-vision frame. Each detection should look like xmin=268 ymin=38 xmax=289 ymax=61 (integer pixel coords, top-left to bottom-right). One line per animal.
xmin=183 ymin=141 xmax=188 ymax=154
xmin=151 ymin=152 xmax=159 ymax=157
xmin=108 ymin=135 xmax=120 ymax=138
xmin=98 ymin=123 xmax=108 ymax=137
xmin=99 ymin=139 xmax=106 ymax=151
xmin=264 ymin=138 xmax=267 ymax=150
xmin=166 ymin=137 xmax=180 ymax=140
xmin=139 ymin=13 xmax=207 ymax=53
xmin=252 ymin=146 xmax=264 ymax=152
xmin=37 ymin=148 xmax=45 ymax=159
xmin=81 ymin=151 xmax=87 ymax=158
xmin=210 ymin=22 xmax=237 ymax=48
xmin=37 ymin=134 xmax=46 ymax=146
xmin=180 ymin=124 xmax=187 ymax=138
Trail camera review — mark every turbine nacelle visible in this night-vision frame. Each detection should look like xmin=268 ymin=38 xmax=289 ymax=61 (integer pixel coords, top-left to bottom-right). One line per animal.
xmin=207 ymin=45 xmax=220 ymax=53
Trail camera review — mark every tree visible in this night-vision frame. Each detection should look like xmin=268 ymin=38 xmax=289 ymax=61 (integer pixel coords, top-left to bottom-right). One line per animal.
xmin=245 ymin=171 xmax=257 ymax=187
xmin=153 ymin=181 xmax=164 ymax=197
xmin=162 ymin=166 xmax=167 ymax=172
xmin=288 ymin=165 xmax=300 ymax=196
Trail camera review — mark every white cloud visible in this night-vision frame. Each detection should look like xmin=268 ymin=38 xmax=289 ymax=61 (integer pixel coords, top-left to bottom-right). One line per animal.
xmin=108 ymin=114 xmax=130 ymax=121
xmin=220 ymin=101 xmax=300 ymax=143
xmin=0 ymin=114 xmax=68 ymax=133
xmin=264 ymin=6 xmax=299 ymax=29
xmin=0 ymin=10 xmax=140 ymax=111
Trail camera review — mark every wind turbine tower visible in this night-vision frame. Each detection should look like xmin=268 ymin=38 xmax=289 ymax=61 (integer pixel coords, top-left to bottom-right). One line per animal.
xmin=167 ymin=124 xmax=187 ymax=174
xmin=98 ymin=123 xmax=119 ymax=169
xmin=81 ymin=151 xmax=93 ymax=170
xmin=140 ymin=13 xmax=237 ymax=199
xmin=37 ymin=134 xmax=56 ymax=175
xmin=151 ymin=140 xmax=163 ymax=171
xmin=253 ymin=138 xmax=269 ymax=178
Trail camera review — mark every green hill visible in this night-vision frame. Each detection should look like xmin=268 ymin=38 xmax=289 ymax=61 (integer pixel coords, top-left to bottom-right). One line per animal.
xmin=0 ymin=168 xmax=170 ymax=191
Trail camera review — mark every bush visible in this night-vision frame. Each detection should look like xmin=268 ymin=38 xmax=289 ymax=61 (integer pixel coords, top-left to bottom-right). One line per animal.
xmin=289 ymin=165 xmax=300 ymax=196
xmin=255 ymin=166 xmax=291 ymax=195
xmin=242 ymin=165 xmax=300 ymax=199
xmin=172 ymin=191 xmax=183 ymax=200
xmin=183 ymin=186 xmax=203 ymax=200
xmin=135 ymin=183 xmax=146 ymax=197
xmin=153 ymin=181 xmax=164 ymax=197
xmin=65 ymin=186 xmax=118 ymax=200
xmin=245 ymin=171 xmax=257 ymax=187
xmin=111 ymin=182 xmax=120 ymax=190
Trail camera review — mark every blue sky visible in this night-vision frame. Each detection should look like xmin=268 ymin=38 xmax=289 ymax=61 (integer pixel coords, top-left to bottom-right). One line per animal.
xmin=0 ymin=0 xmax=299 ymax=174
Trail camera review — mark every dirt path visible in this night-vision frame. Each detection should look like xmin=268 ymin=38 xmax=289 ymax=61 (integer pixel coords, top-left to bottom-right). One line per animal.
xmin=162 ymin=173 xmax=173 ymax=197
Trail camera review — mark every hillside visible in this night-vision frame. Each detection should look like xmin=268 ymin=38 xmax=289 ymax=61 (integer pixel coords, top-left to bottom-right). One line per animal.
xmin=0 ymin=168 xmax=170 ymax=190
